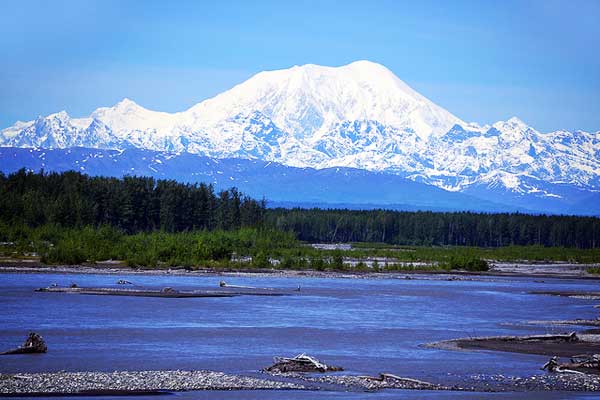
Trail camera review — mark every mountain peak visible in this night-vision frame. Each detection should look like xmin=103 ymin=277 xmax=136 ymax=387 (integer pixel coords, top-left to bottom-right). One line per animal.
xmin=507 ymin=116 xmax=527 ymax=126
xmin=47 ymin=110 xmax=70 ymax=120
xmin=493 ymin=117 xmax=534 ymax=133
xmin=114 ymin=98 xmax=142 ymax=110
xmin=286 ymin=60 xmax=387 ymax=72
xmin=344 ymin=59 xmax=390 ymax=71
xmin=190 ymin=61 xmax=462 ymax=140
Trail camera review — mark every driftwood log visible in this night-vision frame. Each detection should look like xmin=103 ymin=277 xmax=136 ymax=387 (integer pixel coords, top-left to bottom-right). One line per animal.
xmin=542 ymin=354 xmax=600 ymax=375
xmin=356 ymin=373 xmax=442 ymax=389
xmin=523 ymin=332 xmax=579 ymax=342
xmin=1 ymin=332 xmax=47 ymax=355
xmin=219 ymin=281 xmax=257 ymax=289
xmin=265 ymin=354 xmax=343 ymax=373
xmin=358 ymin=373 xmax=432 ymax=385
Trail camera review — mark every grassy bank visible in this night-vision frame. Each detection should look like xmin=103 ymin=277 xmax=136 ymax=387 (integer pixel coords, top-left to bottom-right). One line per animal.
xmin=1 ymin=224 xmax=599 ymax=272
xmin=349 ymin=242 xmax=600 ymax=264
xmin=0 ymin=224 xmax=296 ymax=269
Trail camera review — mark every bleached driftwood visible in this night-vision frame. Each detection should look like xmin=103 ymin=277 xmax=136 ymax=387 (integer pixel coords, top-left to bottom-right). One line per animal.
xmin=266 ymin=353 xmax=343 ymax=373
xmin=357 ymin=373 xmax=433 ymax=386
xmin=524 ymin=332 xmax=579 ymax=342
xmin=542 ymin=354 xmax=600 ymax=374
xmin=219 ymin=280 xmax=258 ymax=289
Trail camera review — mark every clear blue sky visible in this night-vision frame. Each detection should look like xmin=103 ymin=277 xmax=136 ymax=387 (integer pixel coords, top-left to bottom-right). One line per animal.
xmin=1 ymin=0 xmax=598 ymax=132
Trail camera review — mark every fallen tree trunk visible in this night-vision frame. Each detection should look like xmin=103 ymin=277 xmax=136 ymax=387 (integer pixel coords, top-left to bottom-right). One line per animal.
xmin=355 ymin=373 xmax=443 ymax=390
xmin=520 ymin=332 xmax=579 ymax=342
xmin=358 ymin=373 xmax=434 ymax=385
xmin=220 ymin=280 xmax=257 ymax=289
xmin=265 ymin=353 xmax=343 ymax=373
xmin=542 ymin=354 xmax=600 ymax=375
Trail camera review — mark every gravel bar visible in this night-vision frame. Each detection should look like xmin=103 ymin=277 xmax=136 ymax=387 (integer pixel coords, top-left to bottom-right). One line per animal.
xmin=265 ymin=370 xmax=600 ymax=392
xmin=467 ymin=373 xmax=600 ymax=392
xmin=0 ymin=370 xmax=306 ymax=396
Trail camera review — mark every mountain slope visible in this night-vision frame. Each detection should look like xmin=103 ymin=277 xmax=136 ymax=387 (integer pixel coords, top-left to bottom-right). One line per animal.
xmin=0 ymin=147 xmax=538 ymax=213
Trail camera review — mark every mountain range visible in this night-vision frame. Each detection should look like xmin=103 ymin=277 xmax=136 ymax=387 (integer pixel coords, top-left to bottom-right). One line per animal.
xmin=1 ymin=60 xmax=598 ymax=214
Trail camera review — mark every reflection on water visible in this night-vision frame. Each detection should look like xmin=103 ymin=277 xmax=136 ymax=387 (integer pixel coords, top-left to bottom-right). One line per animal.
xmin=1 ymin=272 xmax=599 ymax=399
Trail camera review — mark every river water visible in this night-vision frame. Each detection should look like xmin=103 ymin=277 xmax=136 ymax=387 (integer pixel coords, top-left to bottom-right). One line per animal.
xmin=1 ymin=272 xmax=599 ymax=399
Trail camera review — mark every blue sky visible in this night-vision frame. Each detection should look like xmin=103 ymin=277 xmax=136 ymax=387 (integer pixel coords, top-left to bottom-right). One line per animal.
xmin=1 ymin=0 xmax=599 ymax=132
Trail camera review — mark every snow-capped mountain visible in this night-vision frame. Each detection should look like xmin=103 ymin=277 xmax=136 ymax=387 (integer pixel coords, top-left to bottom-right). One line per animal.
xmin=186 ymin=60 xmax=462 ymax=140
xmin=418 ymin=118 xmax=600 ymax=194
xmin=1 ymin=60 xmax=599 ymax=208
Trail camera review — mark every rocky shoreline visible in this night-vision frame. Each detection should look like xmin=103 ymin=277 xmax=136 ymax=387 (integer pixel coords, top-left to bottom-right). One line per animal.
xmin=2 ymin=261 xmax=599 ymax=281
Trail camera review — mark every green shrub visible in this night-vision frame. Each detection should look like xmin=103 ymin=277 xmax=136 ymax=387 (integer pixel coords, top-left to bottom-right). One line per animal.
xmin=310 ymin=257 xmax=326 ymax=271
xmin=125 ymin=253 xmax=158 ymax=268
xmin=355 ymin=261 xmax=368 ymax=271
xmin=279 ymin=255 xmax=295 ymax=269
xmin=442 ymin=256 xmax=489 ymax=271
xmin=587 ymin=266 xmax=600 ymax=275
xmin=252 ymin=251 xmax=270 ymax=268
xmin=331 ymin=252 xmax=344 ymax=270
xmin=42 ymin=240 xmax=87 ymax=265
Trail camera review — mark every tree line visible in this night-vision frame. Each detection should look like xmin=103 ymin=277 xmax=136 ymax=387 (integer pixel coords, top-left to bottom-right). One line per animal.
xmin=0 ymin=169 xmax=265 ymax=233
xmin=266 ymin=208 xmax=600 ymax=248
xmin=1 ymin=170 xmax=598 ymax=248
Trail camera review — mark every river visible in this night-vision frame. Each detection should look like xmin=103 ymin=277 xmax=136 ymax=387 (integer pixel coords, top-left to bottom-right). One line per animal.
xmin=1 ymin=271 xmax=599 ymax=399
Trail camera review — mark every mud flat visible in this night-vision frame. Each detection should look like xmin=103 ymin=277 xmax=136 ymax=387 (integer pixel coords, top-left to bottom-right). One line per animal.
xmin=428 ymin=333 xmax=600 ymax=358
xmin=0 ymin=370 xmax=306 ymax=396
